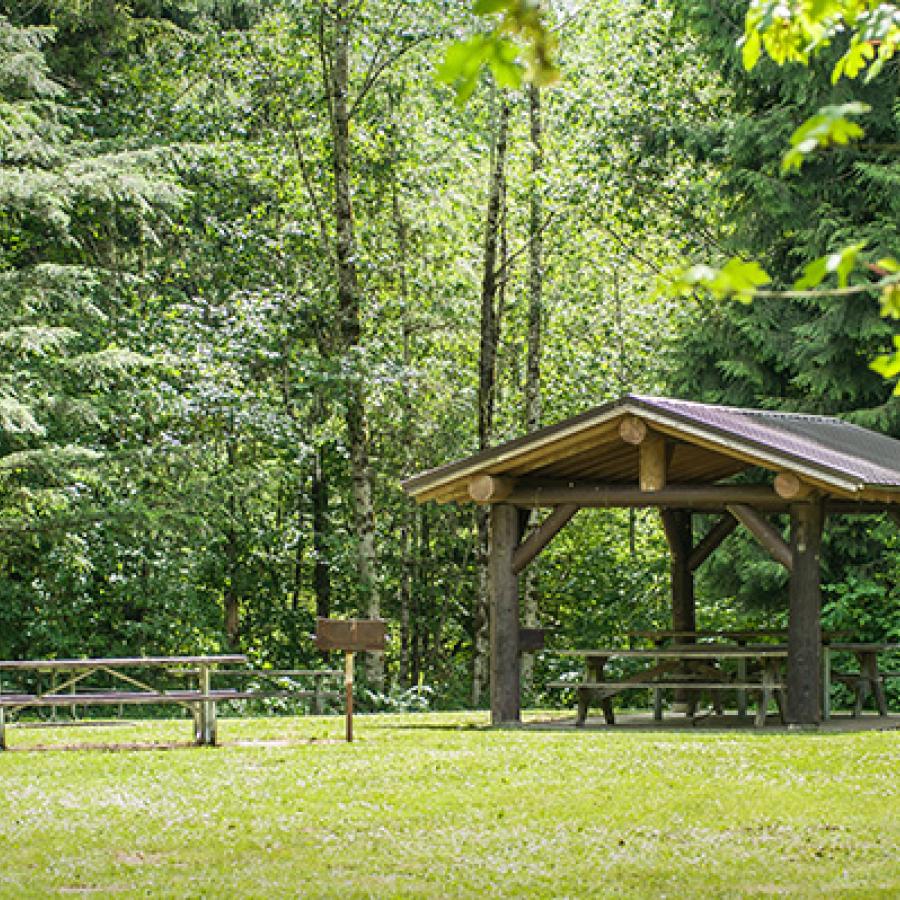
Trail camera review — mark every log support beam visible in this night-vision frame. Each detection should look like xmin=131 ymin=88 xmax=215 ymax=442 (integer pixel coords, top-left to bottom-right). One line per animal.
xmin=787 ymin=499 xmax=825 ymax=725
xmin=619 ymin=416 xmax=666 ymax=491
xmin=688 ymin=513 xmax=737 ymax=572
xmin=512 ymin=504 xmax=579 ymax=574
xmin=489 ymin=503 xmax=520 ymax=725
xmin=640 ymin=435 xmax=667 ymax=492
xmin=774 ymin=472 xmax=814 ymax=501
xmin=726 ymin=504 xmax=793 ymax=571
xmin=470 ymin=475 xmax=516 ymax=503
xmin=505 ymin=481 xmax=786 ymax=509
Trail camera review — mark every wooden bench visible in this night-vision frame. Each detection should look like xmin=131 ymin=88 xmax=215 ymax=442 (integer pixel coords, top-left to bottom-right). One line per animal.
xmin=549 ymin=646 xmax=788 ymax=728
xmin=0 ymin=657 xmax=342 ymax=750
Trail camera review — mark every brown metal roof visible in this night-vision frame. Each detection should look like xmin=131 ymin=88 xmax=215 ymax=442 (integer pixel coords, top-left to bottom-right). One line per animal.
xmin=402 ymin=394 xmax=900 ymax=504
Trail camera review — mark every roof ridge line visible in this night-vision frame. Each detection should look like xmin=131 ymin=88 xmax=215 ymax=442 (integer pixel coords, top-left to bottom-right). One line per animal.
xmin=629 ymin=394 xmax=852 ymax=426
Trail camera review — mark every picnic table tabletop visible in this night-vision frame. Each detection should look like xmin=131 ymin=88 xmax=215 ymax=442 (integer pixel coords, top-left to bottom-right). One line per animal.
xmin=0 ymin=655 xmax=248 ymax=671
xmin=826 ymin=642 xmax=899 ymax=653
xmin=557 ymin=646 xmax=789 ymax=659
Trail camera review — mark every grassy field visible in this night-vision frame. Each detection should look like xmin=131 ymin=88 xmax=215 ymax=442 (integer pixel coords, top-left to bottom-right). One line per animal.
xmin=1 ymin=712 xmax=898 ymax=898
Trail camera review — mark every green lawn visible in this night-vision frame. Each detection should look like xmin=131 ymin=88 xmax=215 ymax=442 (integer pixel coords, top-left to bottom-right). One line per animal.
xmin=1 ymin=712 xmax=898 ymax=898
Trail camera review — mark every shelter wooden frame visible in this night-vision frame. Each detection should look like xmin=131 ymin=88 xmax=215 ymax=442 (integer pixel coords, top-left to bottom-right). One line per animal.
xmin=402 ymin=395 xmax=900 ymax=726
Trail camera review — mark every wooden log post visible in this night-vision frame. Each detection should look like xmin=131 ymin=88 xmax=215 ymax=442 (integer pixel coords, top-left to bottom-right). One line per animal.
xmin=661 ymin=510 xmax=695 ymax=634
xmin=489 ymin=503 xmax=521 ymax=725
xmin=661 ymin=509 xmax=694 ymax=711
xmin=619 ymin=416 xmax=667 ymax=491
xmin=787 ymin=498 xmax=825 ymax=725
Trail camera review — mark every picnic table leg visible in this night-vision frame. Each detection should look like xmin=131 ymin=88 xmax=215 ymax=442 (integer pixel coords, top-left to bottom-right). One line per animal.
xmin=861 ymin=652 xmax=887 ymax=716
xmin=0 ymin=706 xmax=6 ymax=750
xmin=822 ymin=646 xmax=831 ymax=722
xmin=736 ymin=639 xmax=748 ymax=719
xmin=652 ymin=641 xmax=663 ymax=722
xmin=577 ymin=656 xmax=613 ymax=726
xmin=852 ymin=653 xmax=870 ymax=717
xmin=755 ymin=663 xmax=779 ymax=728
xmin=197 ymin=664 xmax=211 ymax=745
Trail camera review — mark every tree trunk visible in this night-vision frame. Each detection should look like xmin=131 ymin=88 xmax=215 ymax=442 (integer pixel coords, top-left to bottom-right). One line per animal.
xmin=521 ymin=84 xmax=544 ymax=694
xmin=329 ymin=0 xmax=381 ymax=687
xmin=390 ymin=85 xmax=415 ymax=688
xmin=311 ymin=444 xmax=331 ymax=619
xmin=472 ymin=93 xmax=510 ymax=707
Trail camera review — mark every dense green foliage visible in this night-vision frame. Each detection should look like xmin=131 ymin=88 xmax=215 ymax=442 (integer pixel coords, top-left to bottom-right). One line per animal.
xmin=1 ymin=712 xmax=899 ymax=896
xmin=0 ymin=0 xmax=896 ymax=703
xmin=666 ymin=0 xmax=900 ymax=630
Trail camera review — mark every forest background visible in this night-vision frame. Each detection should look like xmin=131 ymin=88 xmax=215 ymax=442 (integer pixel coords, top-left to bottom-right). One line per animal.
xmin=1 ymin=0 xmax=897 ymax=708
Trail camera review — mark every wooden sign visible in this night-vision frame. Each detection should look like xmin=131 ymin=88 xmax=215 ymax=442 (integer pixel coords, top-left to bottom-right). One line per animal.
xmin=314 ymin=618 xmax=387 ymax=742
xmin=518 ymin=627 xmax=546 ymax=654
xmin=315 ymin=618 xmax=387 ymax=653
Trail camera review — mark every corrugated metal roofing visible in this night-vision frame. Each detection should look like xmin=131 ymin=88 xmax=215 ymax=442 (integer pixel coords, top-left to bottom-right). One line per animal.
xmin=402 ymin=394 xmax=900 ymax=503
xmin=631 ymin=396 xmax=900 ymax=488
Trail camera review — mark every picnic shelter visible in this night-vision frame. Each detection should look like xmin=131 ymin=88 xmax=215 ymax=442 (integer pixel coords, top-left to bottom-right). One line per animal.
xmin=402 ymin=395 xmax=900 ymax=726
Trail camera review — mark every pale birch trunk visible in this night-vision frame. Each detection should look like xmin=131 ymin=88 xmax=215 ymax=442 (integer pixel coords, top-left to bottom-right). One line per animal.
xmin=329 ymin=0 xmax=381 ymax=686
xmin=472 ymin=94 xmax=509 ymax=707
xmin=521 ymin=84 xmax=544 ymax=691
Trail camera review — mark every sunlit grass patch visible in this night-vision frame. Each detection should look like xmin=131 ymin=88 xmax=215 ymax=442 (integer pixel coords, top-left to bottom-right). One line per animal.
xmin=1 ymin=711 xmax=897 ymax=897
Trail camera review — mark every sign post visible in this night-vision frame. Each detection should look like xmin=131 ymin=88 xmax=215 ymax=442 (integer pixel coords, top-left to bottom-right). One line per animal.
xmin=314 ymin=618 xmax=387 ymax=743
xmin=344 ymin=651 xmax=354 ymax=742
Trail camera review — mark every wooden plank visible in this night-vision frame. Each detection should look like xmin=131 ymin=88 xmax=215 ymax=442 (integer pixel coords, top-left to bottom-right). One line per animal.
xmin=518 ymin=628 xmax=546 ymax=653
xmin=727 ymin=504 xmax=793 ymax=570
xmin=0 ymin=655 xmax=247 ymax=671
xmin=787 ymin=499 xmax=825 ymax=725
xmin=557 ymin=647 xmax=788 ymax=658
xmin=640 ymin=434 xmax=667 ymax=492
xmin=489 ymin=503 xmax=521 ymax=725
xmin=314 ymin=619 xmax=387 ymax=652
xmin=687 ymin=514 xmax=738 ymax=571
xmin=549 ymin=681 xmax=783 ymax=690
xmin=505 ymin=481 xmax=787 ymax=509
xmin=512 ymin=504 xmax=579 ymax=573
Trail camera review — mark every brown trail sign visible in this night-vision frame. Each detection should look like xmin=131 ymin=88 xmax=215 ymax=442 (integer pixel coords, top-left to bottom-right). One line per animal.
xmin=314 ymin=618 xmax=387 ymax=742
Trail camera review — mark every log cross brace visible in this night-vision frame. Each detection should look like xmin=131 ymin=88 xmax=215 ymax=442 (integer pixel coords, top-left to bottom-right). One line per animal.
xmin=511 ymin=504 xmax=580 ymax=574
xmin=727 ymin=503 xmax=793 ymax=571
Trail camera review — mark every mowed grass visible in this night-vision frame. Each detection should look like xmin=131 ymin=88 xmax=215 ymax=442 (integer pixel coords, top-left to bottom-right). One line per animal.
xmin=1 ymin=712 xmax=898 ymax=898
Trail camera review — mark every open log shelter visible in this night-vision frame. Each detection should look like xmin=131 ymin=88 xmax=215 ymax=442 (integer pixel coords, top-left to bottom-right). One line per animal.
xmin=402 ymin=395 xmax=900 ymax=727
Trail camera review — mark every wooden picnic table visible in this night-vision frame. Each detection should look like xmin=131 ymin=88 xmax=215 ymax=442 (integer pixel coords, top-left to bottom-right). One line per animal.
xmin=0 ymin=655 xmax=247 ymax=749
xmin=551 ymin=645 xmax=788 ymax=728
xmin=823 ymin=642 xmax=899 ymax=720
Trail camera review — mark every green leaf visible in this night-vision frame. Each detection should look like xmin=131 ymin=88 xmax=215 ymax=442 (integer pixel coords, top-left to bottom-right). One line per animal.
xmin=826 ymin=241 xmax=866 ymax=288
xmin=795 ymin=256 xmax=828 ymax=290
xmin=741 ymin=29 xmax=762 ymax=71
xmin=871 ymin=338 xmax=900 ymax=392
xmin=473 ymin=0 xmax=511 ymax=14
xmin=666 ymin=257 xmax=771 ymax=302
xmin=781 ymin=102 xmax=870 ymax=173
